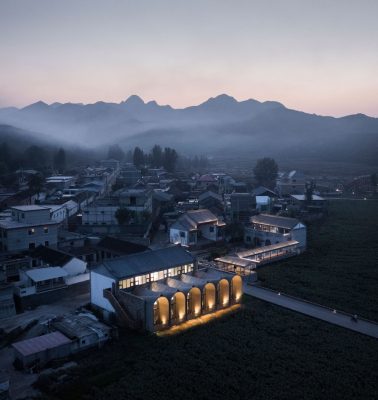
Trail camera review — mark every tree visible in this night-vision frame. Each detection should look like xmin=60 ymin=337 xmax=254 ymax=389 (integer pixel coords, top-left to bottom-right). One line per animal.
xmin=0 ymin=143 xmax=11 ymax=172
xmin=115 ymin=207 xmax=130 ymax=225
xmin=23 ymin=145 xmax=48 ymax=170
xmin=28 ymin=174 xmax=44 ymax=196
xmin=151 ymin=145 xmax=163 ymax=168
xmin=253 ymin=157 xmax=278 ymax=189
xmin=371 ymin=173 xmax=377 ymax=193
xmin=107 ymin=144 xmax=125 ymax=161
xmin=133 ymin=147 xmax=145 ymax=167
xmin=53 ymin=148 xmax=66 ymax=173
xmin=163 ymin=147 xmax=178 ymax=173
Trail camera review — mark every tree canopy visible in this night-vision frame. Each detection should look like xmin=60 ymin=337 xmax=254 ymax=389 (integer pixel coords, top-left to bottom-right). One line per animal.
xmin=253 ymin=157 xmax=278 ymax=189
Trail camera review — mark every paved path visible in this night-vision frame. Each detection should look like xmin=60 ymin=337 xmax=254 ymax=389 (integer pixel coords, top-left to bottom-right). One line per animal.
xmin=244 ymin=284 xmax=378 ymax=339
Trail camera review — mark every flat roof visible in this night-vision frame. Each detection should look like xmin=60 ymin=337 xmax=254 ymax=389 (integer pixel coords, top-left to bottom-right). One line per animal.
xmin=12 ymin=331 xmax=71 ymax=357
xmin=25 ymin=267 xmax=68 ymax=282
xmin=237 ymin=240 xmax=299 ymax=258
xmin=215 ymin=256 xmax=256 ymax=267
xmin=11 ymin=205 xmax=49 ymax=212
xmin=0 ymin=220 xmax=58 ymax=230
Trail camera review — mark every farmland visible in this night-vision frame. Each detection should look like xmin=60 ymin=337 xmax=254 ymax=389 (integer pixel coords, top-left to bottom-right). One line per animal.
xmin=39 ymin=296 xmax=378 ymax=400
xmin=258 ymin=200 xmax=378 ymax=321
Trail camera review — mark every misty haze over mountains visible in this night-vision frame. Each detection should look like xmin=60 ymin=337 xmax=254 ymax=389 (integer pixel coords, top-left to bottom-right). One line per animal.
xmin=0 ymin=94 xmax=377 ymax=164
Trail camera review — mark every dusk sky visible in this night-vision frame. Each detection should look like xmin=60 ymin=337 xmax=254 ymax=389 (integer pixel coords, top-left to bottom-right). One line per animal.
xmin=0 ymin=0 xmax=377 ymax=116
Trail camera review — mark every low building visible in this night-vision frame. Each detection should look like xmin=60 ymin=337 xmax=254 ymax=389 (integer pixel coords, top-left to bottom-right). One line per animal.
xmin=12 ymin=331 xmax=72 ymax=369
xmin=244 ymin=214 xmax=306 ymax=251
xmin=90 ymin=246 xmax=243 ymax=332
xmin=52 ymin=314 xmax=112 ymax=352
xmin=82 ymin=198 xmax=119 ymax=226
xmin=169 ymin=209 xmax=226 ymax=247
xmin=0 ymin=206 xmax=59 ymax=253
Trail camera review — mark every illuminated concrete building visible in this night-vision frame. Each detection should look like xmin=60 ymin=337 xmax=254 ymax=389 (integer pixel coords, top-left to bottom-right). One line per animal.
xmin=90 ymin=246 xmax=242 ymax=332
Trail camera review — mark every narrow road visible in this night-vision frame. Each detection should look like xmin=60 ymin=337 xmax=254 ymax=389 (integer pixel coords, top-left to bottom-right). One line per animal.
xmin=244 ymin=284 xmax=378 ymax=339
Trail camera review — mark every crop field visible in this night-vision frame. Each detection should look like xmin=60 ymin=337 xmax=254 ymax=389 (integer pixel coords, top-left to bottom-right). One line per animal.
xmin=39 ymin=296 xmax=378 ymax=400
xmin=258 ymin=200 xmax=378 ymax=321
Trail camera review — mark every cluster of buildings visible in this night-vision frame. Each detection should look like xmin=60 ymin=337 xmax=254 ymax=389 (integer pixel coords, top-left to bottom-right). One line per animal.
xmin=0 ymin=160 xmax=324 ymax=377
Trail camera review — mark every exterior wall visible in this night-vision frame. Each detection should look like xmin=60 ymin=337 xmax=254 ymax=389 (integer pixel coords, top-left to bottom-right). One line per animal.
xmin=50 ymin=207 xmax=67 ymax=223
xmin=14 ymin=281 xmax=88 ymax=310
xmin=291 ymin=226 xmax=307 ymax=250
xmin=90 ymin=271 xmax=116 ymax=313
xmin=14 ymin=342 xmax=72 ymax=369
xmin=2 ymin=224 xmax=58 ymax=252
xmin=62 ymin=258 xmax=87 ymax=276
xmin=169 ymin=228 xmax=189 ymax=246
xmin=82 ymin=205 xmax=119 ymax=226
xmin=244 ymin=226 xmax=290 ymax=246
xmin=11 ymin=208 xmax=51 ymax=224
xmin=117 ymin=291 xmax=147 ymax=328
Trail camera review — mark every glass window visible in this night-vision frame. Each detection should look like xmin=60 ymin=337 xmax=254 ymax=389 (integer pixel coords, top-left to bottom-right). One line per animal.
xmin=44 ymin=227 xmax=49 ymax=234
xmin=28 ymin=228 xmax=35 ymax=235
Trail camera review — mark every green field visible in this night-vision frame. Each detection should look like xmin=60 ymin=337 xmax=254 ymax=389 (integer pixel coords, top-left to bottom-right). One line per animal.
xmin=39 ymin=199 xmax=378 ymax=400
xmin=39 ymin=297 xmax=378 ymax=400
xmin=258 ymin=200 xmax=378 ymax=321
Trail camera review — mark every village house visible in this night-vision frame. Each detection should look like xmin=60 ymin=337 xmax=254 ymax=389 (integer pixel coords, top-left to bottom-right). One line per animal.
xmin=0 ymin=205 xmax=59 ymax=253
xmin=169 ymin=209 xmax=226 ymax=247
xmin=244 ymin=214 xmax=307 ymax=251
xmin=90 ymin=246 xmax=243 ymax=332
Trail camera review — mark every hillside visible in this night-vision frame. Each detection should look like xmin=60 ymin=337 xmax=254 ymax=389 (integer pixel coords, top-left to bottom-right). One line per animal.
xmin=0 ymin=95 xmax=377 ymax=164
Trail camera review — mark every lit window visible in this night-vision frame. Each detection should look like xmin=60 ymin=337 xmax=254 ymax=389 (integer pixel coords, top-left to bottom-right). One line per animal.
xmin=44 ymin=227 xmax=49 ymax=234
xmin=28 ymin=228 xmax=35 ymax=235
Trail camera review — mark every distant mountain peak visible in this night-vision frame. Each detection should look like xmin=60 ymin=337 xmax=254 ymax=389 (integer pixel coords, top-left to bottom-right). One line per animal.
xmin=123 ymin=95 xmax=145 ymax=106
xmin=21 ymin=100 xmax=49 ymax=111
xmin=204 ymin=94 xmax=237 ymax=104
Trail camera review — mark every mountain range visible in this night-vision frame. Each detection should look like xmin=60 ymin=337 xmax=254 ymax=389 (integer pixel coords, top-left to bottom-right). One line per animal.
xmin=0 ymin=94 xmax=377 ymax=164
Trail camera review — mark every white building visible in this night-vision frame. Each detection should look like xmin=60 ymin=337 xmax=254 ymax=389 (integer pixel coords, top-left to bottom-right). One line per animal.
xmin=0 ymin=206 xmax=59 ymax=253
xmin=170 ymin=209 xmax=226 ymax=246
xmin=244 ymin=214 xmax=306 ymax=251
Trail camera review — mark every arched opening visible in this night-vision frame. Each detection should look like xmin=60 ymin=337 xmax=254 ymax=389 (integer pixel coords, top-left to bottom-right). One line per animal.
xmin=203 ymin=283 xmax=216 ymax=312
xmin=231 ymin=275 xmax=243 ymax=303
xmin=170 ymin=292 xmax=186 ymax=323
xmin=218 ymin=279 xmax=230 ymax=308
xmin=187 ymin=287 xmax=201 ymax=318
xmin=153 ymin=296 xmax=169 ymax=326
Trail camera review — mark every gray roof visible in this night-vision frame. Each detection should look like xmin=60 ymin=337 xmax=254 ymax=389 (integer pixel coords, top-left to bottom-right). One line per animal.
xmin=236 ymin=240 xmax=299 ymax=258
xmin=11 ymin=205 xmax=50 ymax=212
xmin=170 ymin=208 xmax=221 ymax=232
xmin=12 ymin=331 xmax=71 ymax=356
xmin=25 ymin=267 xmax=68 ymax=282
xmin=251 ymin=186 xmax=278 ymax=197
xmin=94 ymin=246 xmax=195 ymax=280
xmin=250 ymin=214 xmax=301 ymax=229
xmin=198 ymin=191 xmax=222 ymax=203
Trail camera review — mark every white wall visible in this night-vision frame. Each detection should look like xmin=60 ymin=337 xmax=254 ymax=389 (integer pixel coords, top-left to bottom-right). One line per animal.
xmin=63 ymin=258 xmax=87 ymax=276
xmin=291 ymin=224 xmax=307 ymax=250
xmin=90 ymin=271 xmax=116 ymax=313
xmin=169 ymin=228 xmax=189 ymax=246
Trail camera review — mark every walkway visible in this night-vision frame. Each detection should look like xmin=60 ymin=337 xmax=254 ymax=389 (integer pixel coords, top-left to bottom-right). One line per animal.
xmin=243 ymin=284 xmax=378 ymax=339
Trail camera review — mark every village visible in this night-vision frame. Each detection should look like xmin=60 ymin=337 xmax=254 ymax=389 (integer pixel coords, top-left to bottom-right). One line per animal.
xmin=0 ymin=150 xmax=377 ymax=399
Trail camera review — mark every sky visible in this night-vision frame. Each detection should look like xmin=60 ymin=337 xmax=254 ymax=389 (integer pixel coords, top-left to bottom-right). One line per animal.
xmin=0 ymin=0 xmax=377 ymax=116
